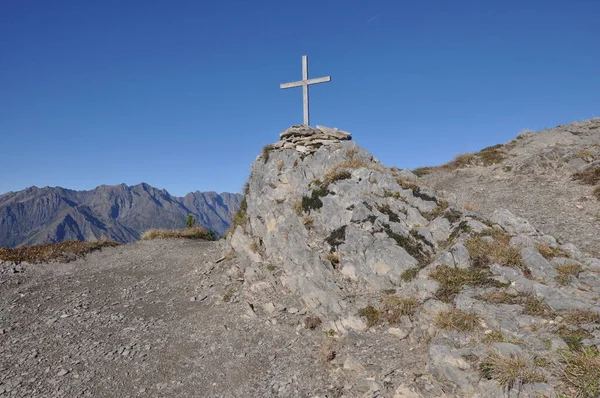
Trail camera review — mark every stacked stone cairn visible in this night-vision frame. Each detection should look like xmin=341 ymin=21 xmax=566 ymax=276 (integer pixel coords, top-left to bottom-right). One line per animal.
xmin=270 ymin=125 xmax=352 ymax=154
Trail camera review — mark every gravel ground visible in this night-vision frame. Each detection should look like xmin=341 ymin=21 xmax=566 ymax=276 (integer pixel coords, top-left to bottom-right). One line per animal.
xmin=0 ymin=240 xmax=429 ymax=398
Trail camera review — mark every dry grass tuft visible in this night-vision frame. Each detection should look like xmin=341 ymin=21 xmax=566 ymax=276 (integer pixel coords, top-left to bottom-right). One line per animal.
xmin=396 ymin=177 xmax=420 ymax=192
xmin=302 ymin=216 xmax=314 ymax=229
xmin=261 ymin=144 xmax=274 ymax=163
xmin=322 ymin=168 xmax=352 ymax=185
xmin=141 ymin=226 xmax=214 ymax=241
xmin=479 ymin=352 xmax=546 ymax=391
xmin=536 ymin=243 xmax=571 ymax=260
xmin=444 ymin=153 xmax=476 ymax=170
xmin=478 ymin=290 xmax=518 ymax=304
xmin=477 ymin=291 xmax=553 ymax=317
xmin=357 ymin=296 xmax=419 ymax=327
xmin=561 ymin=348 xmax=600 ymax=398
xmin=380 ymin=296 xmax=419 ymax=323
xmin=441 ymin=146 xmax=506 ymax=171
xmin=412 ymin=167 xmax=432 ymax=177
xmin=556 ymin=262 xmax=582 ymax=285
xmin=575 ymin=148 xmax=594 ymax=161
xmin=429 ymin=264 xmax=502 ymax=303
xmin=572 ymin=166 xmax=600 ymax=185
xmin=0 ymin=239 xmax=120 ymax=264
xmin=562 ymin=310 xmax=600 ymax=326
xmin=465 ymin=235 xmax=526 ymax=275
xmin=325 ymin=252 xmax=340 ymax=267
xmin=435 ymin=309 xmax=480 ymax=332
xmin=522 ymin=294 xmax=553 ymax=317
xmin=482 ymin=330 xmax=507 ymax=344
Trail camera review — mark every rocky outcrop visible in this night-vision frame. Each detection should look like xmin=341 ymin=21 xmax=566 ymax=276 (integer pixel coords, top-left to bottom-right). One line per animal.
xmin=0 ymin=184 xmax=242 ymax=247
xmin=230 ymin=125 xmax=600 ymax=397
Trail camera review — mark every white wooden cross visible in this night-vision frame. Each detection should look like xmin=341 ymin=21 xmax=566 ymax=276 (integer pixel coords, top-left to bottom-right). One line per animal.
xmin=280 ymin=55 xmax=331 ymax=126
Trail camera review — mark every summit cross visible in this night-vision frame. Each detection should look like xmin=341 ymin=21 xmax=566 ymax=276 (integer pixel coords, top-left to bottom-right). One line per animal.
xmin=280 ymin=55 xmax=331 ymax=126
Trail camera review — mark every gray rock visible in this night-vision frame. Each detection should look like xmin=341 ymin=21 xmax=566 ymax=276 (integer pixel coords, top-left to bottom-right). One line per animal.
xmin=428 ymin=345 xmax=474 ymax=393
xmin=450 ymin=244 xmax=470 ymax=269
xmin=520 ymin=247 xmax=556 ymax=282
xmin=490 ymin=209 xmax=537 ymax=235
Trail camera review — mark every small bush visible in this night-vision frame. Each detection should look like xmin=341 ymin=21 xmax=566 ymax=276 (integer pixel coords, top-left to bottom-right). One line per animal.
xmin=594 ymin=186 xmax=600 ymax=201
xmin=325 ymin=226 xmax=347 ymax=250
xmin=556 ymin=263 xmax=582 ymax=285
xmin=479 ymin=352 xmax=546 ymax=391
xmin=561 ymin=347 xmax=600 ymax=398
xmin=186 ymin=214 xmax=196 ymax=228
xmin=435 ymin=309 xmax=480 ymax=332
xmin=357 ymin=305 xmax=380 ymax=328
xmin=401 ymin=267 xmax=421 ymax=282
xmin=301 ymin=186 xmax=331 ymax=213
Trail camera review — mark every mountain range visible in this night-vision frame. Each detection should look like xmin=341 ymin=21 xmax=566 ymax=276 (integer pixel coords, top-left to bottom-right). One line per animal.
xmin=0 ymin=183 xmax=242 ymax=248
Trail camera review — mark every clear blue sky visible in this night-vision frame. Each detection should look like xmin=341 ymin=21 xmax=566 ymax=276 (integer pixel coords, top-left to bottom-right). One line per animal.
xmin=1 ymin=0 xmax=598 ymax=196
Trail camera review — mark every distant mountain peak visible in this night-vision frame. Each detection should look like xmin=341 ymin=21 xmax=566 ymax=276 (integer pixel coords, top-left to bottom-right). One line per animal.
xmin=0 ymin=183 xmax=242 ymax=248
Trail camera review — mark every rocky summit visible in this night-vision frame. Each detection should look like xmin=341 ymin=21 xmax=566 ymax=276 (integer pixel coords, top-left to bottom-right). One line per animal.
xmin=2 ymin=124 xmax=600 ymax=398
xmin=229 ymin=125 xmax=600 ymax=397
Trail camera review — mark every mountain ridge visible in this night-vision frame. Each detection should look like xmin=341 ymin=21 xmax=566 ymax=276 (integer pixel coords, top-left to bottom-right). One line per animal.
xmin=0 ymin=183 xmax=242 ymax=248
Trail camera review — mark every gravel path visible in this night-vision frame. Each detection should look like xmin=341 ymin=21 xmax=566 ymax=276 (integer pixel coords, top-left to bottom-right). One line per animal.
xmin=0 ymin=240 xmax=429 ymax=397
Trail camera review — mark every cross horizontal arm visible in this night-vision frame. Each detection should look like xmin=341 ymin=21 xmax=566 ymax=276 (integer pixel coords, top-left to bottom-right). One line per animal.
xmin=306 ymin=76 xmax=331 ymax=85
xmin=280 ymin=81 xmax=304 ymax=89
xmin=280 ymin=76 xmax=331 ymax=89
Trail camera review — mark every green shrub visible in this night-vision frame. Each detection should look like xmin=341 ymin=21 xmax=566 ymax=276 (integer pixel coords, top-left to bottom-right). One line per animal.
xmin=186 ymin=214 xmax=196 ymax=228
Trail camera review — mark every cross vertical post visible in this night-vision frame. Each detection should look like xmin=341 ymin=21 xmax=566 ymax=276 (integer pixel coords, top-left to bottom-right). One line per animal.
xmin=280 ymin=55 xmax=331 ymax=126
